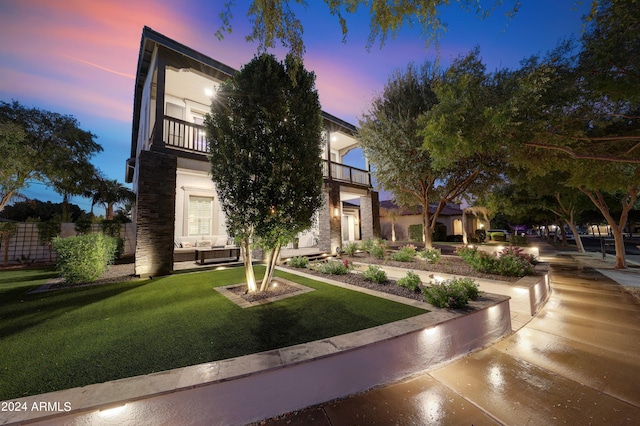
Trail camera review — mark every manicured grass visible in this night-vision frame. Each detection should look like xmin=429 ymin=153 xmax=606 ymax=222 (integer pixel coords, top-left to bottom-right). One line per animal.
xmin=0 ymin=266 xmax=426 ymax=401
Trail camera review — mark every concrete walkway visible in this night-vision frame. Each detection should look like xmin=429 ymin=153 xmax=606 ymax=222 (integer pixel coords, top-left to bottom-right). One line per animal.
xmin=264 ymin=248 xmax=640 ymax=425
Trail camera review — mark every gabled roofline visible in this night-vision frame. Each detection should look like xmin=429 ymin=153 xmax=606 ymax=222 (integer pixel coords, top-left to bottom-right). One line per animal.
xmin=130 ymin=27 xmax=358 ymax=160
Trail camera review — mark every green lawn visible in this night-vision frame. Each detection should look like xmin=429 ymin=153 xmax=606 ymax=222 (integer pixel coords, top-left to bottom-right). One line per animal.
xmin=0 ymin=265 xmax=426 ymax=401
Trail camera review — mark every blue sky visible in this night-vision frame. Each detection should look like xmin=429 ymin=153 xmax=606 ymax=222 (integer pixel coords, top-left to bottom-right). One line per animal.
xmin=0 ymin=0 xmax=590 ymax=213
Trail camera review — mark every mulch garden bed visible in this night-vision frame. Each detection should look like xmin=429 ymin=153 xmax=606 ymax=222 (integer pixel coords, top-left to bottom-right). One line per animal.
xmin=227 ymin=280 xmax=304 ymax=303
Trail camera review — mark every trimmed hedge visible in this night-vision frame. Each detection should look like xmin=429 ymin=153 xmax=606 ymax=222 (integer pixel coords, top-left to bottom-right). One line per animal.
xmin=52 ymin=233 xmax=117 ymax=284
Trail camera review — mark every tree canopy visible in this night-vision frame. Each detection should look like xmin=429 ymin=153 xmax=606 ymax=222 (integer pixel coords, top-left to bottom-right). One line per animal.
xmin=358 ymin=55 xmax=503 ymax=247
xmin=439 ymin=0 xmax=639 ymax=268
xmin=502 ymin=0 xmax=640 ymax=267
xmin=0 ymin=199 xmax=84 ymax=223
xmin=216 ymin=1 xmax=608 ymax=61
xmin=206 ymin=53 xmax=324 ymax=292
xmin=0 ymin=101 xmax=102 ymax=213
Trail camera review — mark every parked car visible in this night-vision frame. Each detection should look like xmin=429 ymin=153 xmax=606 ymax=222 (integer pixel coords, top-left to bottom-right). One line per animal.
xmin=487 ymin=229 xmax=512 ymax=242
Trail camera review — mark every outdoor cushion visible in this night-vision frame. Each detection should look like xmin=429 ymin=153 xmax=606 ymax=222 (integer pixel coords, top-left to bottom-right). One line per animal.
xmin=197 ymin=240 xmax=212 ymax=248
xmin=181 ymin=242 xmax=192 ymax=248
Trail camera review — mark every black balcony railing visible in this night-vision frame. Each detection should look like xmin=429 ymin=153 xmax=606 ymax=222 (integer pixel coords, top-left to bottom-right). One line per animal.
xmin=163 ymin=116 xmax=208 ymax=153
xmin=323 ymin=160 xmax=371 ymax=187
xmin=158 ymin=116 xmax=370 ymax=187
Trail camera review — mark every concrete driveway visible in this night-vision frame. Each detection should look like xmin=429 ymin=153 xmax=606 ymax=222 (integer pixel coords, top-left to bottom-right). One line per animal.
xmin=264 ymin=252 xmax=640 ymax=425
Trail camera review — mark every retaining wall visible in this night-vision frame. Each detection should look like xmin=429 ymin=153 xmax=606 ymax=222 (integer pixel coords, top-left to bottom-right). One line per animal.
xmin=2 ymin=291 xmax=511 ymax=426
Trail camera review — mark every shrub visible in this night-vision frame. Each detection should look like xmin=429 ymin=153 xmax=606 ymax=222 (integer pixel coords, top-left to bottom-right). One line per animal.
xmin=408 ymin=224 xmax=423 ymax=242
xmin=456 ymin=245 xmax=535 ymax=277
xmin=315 ymin=260 xmax=350 ymax=275
xmin=455 ymin=245 xmax=478 ymax=262
xmin=475 ymin=229 xmax=486 ymax=243
xmin=498 ymin=245 xmax=537 ymax=264
xmin=74 ymin=214 xmax=93 ymax=235
xmin=344 ymin=242 xmax=359 ymax=256
xmin=288 ymin=256 xmax=309 ymax=268
xmin=370 ymin=243 xmax=386 ymax=259
xmin=391 ymin=245 xmax=416 ymax=262
xmin=362 ymin=265 xmax=387 ymax=284
xmin=397 ymin=271 xmax=422 ymax=292
xmin=494 ymin=254 xmax=534 ymax=276
xmin=417 ymin=248 xmax=441 ymax=264
xmin=510 ymin=234 xmax=529 ymax=246
xmin=489 ymin=232 xmax=506 ymax=242
xmin=445 ymin=234 xmax=463 ymax=242
xmin=101 ymin=220 xmax=125 ymax=258
xmin=360 ymin=239 xmax=374 ymax=252
xmin=423 ymin=277 xmax=479 ymax=309
xmin=433 ymin=225 xmax=447 ymax=242
xmin=52 ymin=233 xmax=117 ymax=284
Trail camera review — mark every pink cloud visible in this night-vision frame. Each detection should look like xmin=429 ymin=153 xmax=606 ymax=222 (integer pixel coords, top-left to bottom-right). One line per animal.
xmin=0 ymin=67 xmax=132 ymax=123
xmin=0 ymin=0 xmax=201 ymax=123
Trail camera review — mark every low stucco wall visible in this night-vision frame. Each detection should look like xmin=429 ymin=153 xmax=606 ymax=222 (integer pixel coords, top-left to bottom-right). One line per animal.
xmin=4 ymin=294 xmax=511 ymax=426
xmin=352 ymin=261 xmax=550 ymax=317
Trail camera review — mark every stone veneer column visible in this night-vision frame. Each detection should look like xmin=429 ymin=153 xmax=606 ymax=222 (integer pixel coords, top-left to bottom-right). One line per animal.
xmin=134 ymin=150 xmax=177 ymax=277
xmin=360 ymin=190 xmax=381 ymax=241
xmin=318 ymin=182 xmax=342 ymax=254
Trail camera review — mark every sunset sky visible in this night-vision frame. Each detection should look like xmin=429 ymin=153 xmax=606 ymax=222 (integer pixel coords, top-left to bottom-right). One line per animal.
xmin=0 ymin=0 xmax=590 ymax=214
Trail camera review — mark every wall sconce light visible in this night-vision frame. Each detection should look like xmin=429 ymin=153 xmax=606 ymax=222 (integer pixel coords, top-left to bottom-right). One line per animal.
xmin=333 ymin=207 xmax=340 ymax=218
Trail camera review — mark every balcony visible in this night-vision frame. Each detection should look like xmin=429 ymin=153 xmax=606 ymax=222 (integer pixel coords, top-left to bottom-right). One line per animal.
xmin=163 ymin=116 xmax=208 ymax=154
xmin=323 ymin=160 xmax=371 ymax=187
xmin=156 ymin=116 xmax=371 ymax=187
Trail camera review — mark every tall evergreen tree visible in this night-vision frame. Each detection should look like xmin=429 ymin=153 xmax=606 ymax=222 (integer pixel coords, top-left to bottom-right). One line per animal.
xmin=206 ymin=54 xmax=324 ymax=292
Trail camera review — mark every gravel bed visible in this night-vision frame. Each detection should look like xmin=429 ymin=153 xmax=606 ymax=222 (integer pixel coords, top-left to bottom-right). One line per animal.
xmin=281 ymin=253 xmax=533 ymax=303
xmin=282 ymin=266 xmax=425 ymax=301
xmin=44 ymin=262 xmax=137 ymax=290
xmin=346 ymin=254 xmax=523 ymax=282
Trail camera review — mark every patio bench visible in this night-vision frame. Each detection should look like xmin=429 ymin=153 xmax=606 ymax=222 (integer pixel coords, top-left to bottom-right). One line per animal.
xmin=195 ymin=247 xmax=240 ymax=264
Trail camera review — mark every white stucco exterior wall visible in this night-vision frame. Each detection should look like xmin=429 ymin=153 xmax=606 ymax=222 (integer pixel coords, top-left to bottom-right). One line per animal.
xmin=174 ymin=158 xmax=228 ymax=243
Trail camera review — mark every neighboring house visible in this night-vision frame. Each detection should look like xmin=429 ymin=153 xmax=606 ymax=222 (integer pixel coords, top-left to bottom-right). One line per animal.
xmin=126 ymin=27 xmax=380 ymax=277
xmin=379 ymin=200 xmax=480 ymax=242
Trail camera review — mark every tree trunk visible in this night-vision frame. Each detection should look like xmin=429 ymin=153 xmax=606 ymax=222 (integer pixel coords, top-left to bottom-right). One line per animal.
xmin=422 ymin=208 xmax=433 ymax=249
xmin=566 ymin=220 xmax=585 ymax=253
xmin=611 ymin=227 xmax=627 ymax=269
xmin=241 ymin=236 xmax=257 ymax=292
xmin=106 ymin=203 xmax=115 ymax=221
xmin=391 ymin=220 xmax=396 ymax=242
xmin=260 ymin=243 xmax=282 ymax=292
xmin=61 ymin=193 xmax=70 ymax=222
xmin=580 ymin=187 xmax=636 ymax=269
xmin=461 ymin=210 xmax=468 ymax=245
xmin=0 ymin=190 xmax=15 ymax=213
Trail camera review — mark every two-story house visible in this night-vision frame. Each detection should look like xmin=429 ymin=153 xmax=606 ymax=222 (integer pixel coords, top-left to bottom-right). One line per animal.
xmin=126 ymin=27 xmax=380 ymax=277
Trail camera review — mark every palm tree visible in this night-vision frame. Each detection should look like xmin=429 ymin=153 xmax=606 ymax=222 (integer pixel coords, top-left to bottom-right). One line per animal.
xmin=89 ymin=178 xmax=135 ymax=220
xmin=382 ymin=207 xmax=400 ymax=242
